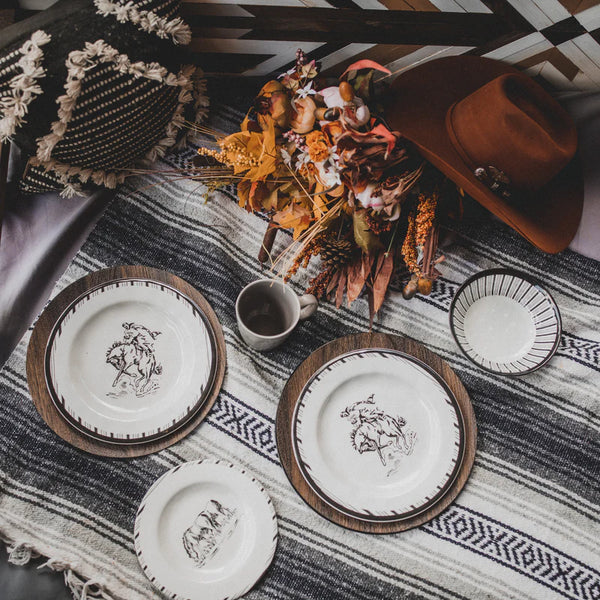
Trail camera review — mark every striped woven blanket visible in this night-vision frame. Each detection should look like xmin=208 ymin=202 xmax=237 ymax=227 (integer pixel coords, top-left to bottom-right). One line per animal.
xmin=0 ymin=101 xmax=599 ymax=600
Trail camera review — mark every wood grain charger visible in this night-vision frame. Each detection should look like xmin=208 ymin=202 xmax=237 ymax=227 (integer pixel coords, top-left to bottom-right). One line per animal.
xmin=26 ymin=266 xmax=226 ymax=458
xmin=276 ymin=333 xmax=477 ymax=533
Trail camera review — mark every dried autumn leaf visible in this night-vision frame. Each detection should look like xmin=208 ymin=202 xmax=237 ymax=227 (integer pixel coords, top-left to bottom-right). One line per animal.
xmin=254 ymin=115 xmax=278 ymax=180
xmin=341 ymin=59 xmax=392 ymax=80
xmin=328 ymin=183 xmax=345 ymax=198
xmin=368 ymin=288 xmax=375 ymax=330
xmin=326 ymin=270 xmax=341 ymax=297
xmin=362 ymin=252 xmax=375 ymax=279
xmin=237 ymin=179 xmax=251 ymax=210
xmin=248 ymin=180 xmax=265 ymax=211
xmin=300 ymin=60 xmax=319 ymax=80
xmin=336 ymin=268 xmax=347 ymax=309
xmin=313 ymin=183 xmax=328 ymax=219
xmin=266 ymin=184 xmax=280 ymax=211
xmin=240 ymin=111 xmax=261 ymax=133
xmin=372 ymin=250 xmax=395 ymax=314
xmin=346 ymin=255 xmax=369 ymax=306
xmin=353 ymin=211 xmax=383 ymax=253
xmin=273 ymin=203 xmax=312 ymax=239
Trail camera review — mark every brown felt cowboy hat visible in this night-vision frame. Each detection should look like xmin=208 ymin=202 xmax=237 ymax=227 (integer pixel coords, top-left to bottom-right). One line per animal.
xmin=385 ymin=56 xmax=583 ymax=253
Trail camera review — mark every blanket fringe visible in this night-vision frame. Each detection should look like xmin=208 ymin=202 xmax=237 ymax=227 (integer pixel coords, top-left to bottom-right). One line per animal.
xmin=7 ymin=540 xmax=39 ymax=565
xmin=64 ymin=570 xmax=111 ymax=600
xmin=94 ymin=0 xmax=191 ymax=45
xmin=174 ymin=65 xmax=210 ymax=149
xmin=2 ymin=537 xmax=116 ymax=600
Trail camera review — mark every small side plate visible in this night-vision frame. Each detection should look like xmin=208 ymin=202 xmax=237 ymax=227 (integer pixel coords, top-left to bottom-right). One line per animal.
xmin=135 ymin=460 xmax=278 ymax=600
xmin=449 ymin=268 xmax=561 ymax=376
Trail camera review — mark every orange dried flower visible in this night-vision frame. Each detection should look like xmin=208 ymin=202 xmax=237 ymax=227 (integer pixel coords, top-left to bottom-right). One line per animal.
xmin=401 ymin=214 xmax=420 ymax=276
xmin=284 ymin=238 xmax=319 ymax=281
xmin=309 ymin=142 xmax=329 ymax=163
xmin=298 ymin=161 xmax=317 ymax=179
xmin=415 ymin=192 xmax=438 ymax=246
xmin=306 ymin=267 xmax=335 ymax=298
xmin=305 ymin=131 xmax=323 ymax=145
xmin=363 ymin=211 xmax=393 ymax=235
xmin=305 ymin=131 xmax=330 ymax=163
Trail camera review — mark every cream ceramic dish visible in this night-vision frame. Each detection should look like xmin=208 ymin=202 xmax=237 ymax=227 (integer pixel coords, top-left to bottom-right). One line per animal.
xmin=292 ymin=349 xmax=465 ymax=522
xmin=450 ymin=269 xmax=561 ymax=375
xmin=45 ymin=278 xmax=217 ymax=443
xmin=134 ymin=460 xmax=278 ymax=600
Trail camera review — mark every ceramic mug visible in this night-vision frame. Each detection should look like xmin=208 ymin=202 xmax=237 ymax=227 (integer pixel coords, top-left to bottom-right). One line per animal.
xmin=236 ymin=279 xmax=318 ymax=351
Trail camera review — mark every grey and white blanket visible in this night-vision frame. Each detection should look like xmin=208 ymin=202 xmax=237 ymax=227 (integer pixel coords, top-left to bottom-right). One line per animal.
xmin=0 ymin=102 xmax=599 ymax=600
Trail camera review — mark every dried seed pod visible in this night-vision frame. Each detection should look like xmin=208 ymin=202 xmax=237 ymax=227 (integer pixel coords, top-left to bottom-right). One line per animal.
xmin=402 ymin=278 xmax=418 ymax=300
xmin=316 ymin=106 xmax=342 ymax=121
xmin=320 ymin=238 xmax=353 ymax=268
xmin=339 ymin=81 xmax=355 ymax=102
xmin=417 ymin=276 xmax=433 ymax=295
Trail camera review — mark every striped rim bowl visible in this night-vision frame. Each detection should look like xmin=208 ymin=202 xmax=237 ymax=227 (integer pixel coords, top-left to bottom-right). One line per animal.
xmin=449 ymin=269 xmax=562 ymax=376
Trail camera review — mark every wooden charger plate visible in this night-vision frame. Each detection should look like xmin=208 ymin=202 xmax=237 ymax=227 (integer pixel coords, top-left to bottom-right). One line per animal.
xmin=276 ymin=332 xmax=476 ymax=533
xmin=26 ymin=265 xmax=226 ymax=458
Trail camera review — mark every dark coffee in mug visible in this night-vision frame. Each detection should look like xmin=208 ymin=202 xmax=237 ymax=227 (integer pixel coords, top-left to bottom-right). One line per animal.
xmin=244 ymin=303 xmax=287 ymax=336
xmin=236 ymin=279 xmax=317 ymax=351
xmin=236 ymin=285 xmax=294 ymax=336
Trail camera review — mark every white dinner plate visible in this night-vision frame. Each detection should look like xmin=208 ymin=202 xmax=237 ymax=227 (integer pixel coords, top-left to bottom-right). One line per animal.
xmin=449 ymin=269 xmax=561 ymax=375
xmin=292 ymin=349 xmax=465 ymax=521
xmin=45 ymin=278 xmax=217 ymax=443
xmin=135 ymin=460 xmax=278 ymax=600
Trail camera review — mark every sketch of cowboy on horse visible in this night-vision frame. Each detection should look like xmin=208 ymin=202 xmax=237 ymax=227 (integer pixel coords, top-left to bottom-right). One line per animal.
xmin=340 ymin=394 xmax=416 ymax=469
xmin=105 ymin=323 xmax=162 ymax=397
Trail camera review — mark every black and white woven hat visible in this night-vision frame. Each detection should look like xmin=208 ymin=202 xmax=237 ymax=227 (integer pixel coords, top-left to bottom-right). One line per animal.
xmin=0 ymin=0 xmax=207 ymax=197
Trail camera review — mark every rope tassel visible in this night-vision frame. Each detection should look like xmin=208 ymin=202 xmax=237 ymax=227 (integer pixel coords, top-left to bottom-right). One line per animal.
xmin=7 ymin=541 xmax=36 ymax=566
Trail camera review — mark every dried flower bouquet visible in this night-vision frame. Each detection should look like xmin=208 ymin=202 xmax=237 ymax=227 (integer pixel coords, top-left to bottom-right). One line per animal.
xmin=193 ymin=50 xmax=457 ymax=319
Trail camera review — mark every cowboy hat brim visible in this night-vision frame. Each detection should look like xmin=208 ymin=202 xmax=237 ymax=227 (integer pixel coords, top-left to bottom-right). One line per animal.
xmin=385 ymin=55 xmax=583 ymax=254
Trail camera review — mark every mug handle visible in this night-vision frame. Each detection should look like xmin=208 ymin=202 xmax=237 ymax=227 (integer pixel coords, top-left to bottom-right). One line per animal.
xmin=298 ymin=294 xmax=318 ymax=320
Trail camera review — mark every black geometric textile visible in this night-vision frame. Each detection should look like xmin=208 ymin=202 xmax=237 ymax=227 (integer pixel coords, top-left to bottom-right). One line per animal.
xmin=180 ymin=0 xmax=600 ymax=93
xmin=0 ymin=0 xmax=206 ymax=197
xmin=19 ymin=162 xmax=66 ymax=195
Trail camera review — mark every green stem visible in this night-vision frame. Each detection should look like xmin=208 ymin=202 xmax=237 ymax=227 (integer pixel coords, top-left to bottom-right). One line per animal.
xmin=385 ymin=219 xmax=400 ymax=257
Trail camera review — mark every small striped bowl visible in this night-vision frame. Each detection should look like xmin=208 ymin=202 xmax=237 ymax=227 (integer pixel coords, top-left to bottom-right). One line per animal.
xmin=449 ymin=269 xmax=561 ymax=376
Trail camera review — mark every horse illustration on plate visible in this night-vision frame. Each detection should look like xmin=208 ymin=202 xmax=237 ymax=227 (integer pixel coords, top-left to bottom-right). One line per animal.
xmin=183 ymin=500 xmax=238 ymax=568
xmin=105 ymin=323 xmax=162 ymax=397
xmin=340 ymin=394 xmax=416 ymax=475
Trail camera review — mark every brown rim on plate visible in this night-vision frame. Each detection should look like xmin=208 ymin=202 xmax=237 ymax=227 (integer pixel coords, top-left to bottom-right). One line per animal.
xmin=26 ymin=265 xmax=227 ymax=458
xmin=291 ymin=348 xmax=466 ymax=523
xmin=276 ymin=333 xmax=477 ymax=534
xmin=43 ymin=278 xmax=218 ymax=445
